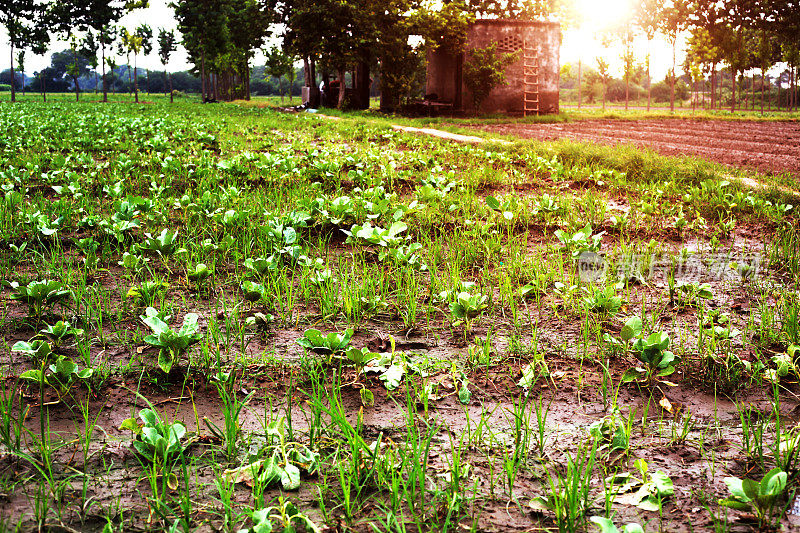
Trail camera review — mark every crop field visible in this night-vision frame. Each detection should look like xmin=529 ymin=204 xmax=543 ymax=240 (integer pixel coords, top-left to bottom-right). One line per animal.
xmin=1 ymin=100 xmax=800 ymax=533
xmin=466 ymin=119 xmax=800 ymax=182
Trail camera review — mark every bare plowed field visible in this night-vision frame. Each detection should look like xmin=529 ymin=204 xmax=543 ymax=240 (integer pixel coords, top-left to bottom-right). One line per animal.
xmin=470 ymin=119 xmax=800 ymax=179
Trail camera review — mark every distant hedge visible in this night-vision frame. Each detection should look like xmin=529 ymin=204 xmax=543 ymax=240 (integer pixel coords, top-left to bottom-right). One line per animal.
xmin=0 ymin=84 xmax=11 ymax=92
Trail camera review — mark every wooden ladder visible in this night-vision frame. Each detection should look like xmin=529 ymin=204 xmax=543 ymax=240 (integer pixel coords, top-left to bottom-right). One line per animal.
xmin=523 ymin=41 xmax=540 ymax=117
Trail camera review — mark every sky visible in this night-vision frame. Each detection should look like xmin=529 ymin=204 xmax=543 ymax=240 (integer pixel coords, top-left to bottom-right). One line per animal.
xmin=0 ymin=0 xmax=786 ymax=82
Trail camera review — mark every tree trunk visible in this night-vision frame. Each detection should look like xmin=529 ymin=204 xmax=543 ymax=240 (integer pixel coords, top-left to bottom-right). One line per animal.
xmin=710 ymin=66 xmax=715 ymax=110
xmin=625 ymin=69 xmax=629 ymax=111
xmin=201 ymin=49 xmax=207 ymax=102
xmin=761 ymin=69 xmax=765 ymax=115
xmin=731 ymin=69 xmax=736 ymax=113
xmin=102 ymin=40 xmax=108 ymax=103
xmin=134 ymin=55 xmax=139 ymax=103
xmin=169 ymin=72 xmax=173 ymax=103
xmin=646 ymin=55 xmax=651 ymax=112
xmin=337 ymin=68 xmax=346 ymax=109
xmin=669 ymin=38 xmax=676 ymax=113
xmin=577 ymin=59 xmax=582 ymax=110
xmin=163 ymin=69 xmax=168 ymax=97
xmin=41 ymin=72 xmax=46 ymax=102
xmin=74 ymin=76 xmax=80 ymax=101
xmin=10 ymin=43 xmax=15 ymax=103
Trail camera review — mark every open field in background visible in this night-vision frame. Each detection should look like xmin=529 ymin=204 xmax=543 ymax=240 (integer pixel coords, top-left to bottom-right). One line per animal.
xmin=0 ymin=98 xmax=799 ymax=532
xmin=462 ymin=119 xmax=800 ymax=185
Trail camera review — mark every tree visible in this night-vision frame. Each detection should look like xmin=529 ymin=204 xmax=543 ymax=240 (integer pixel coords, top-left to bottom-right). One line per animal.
xmin=463 ymin=42 xmax=517 ymax=112
xmin=60 ymin=0 xmax=146 ymax=103
xmin=173 ymin=0 xmax=273 ymax=102
xmin=16 ymin=50 xmax=24 ymax=95
xmin=157 ymin=28 xmax=177 ymax=102
xmin=265 ymin=45 xmax=294 ymax=102
xmin=595 ymin=57 xmax=609 ymax=110
xmin=1 ymin=0 xmax=42 ymax=102
xmin=633 ymin=0 xmax=662 ymax=111
xmin=659 ymin=0 xmax=690 ymax=112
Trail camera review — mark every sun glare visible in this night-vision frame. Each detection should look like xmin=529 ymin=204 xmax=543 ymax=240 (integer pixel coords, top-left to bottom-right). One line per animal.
xmin=575 ymin=0 xmax=633 ymax=30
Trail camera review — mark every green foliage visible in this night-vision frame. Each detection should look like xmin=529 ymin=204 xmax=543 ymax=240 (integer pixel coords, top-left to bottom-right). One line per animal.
xmin=121 ymin=408 xmax=187 ymax=469
xmin=9 ymin=279 xmax=72 ymax=319
xmin=140 ymin=307 xmax=203 ymax=373
xmin=463 ymin=42 xmax=518 ymax=112
xmin=720 ymin=467 xmax=787 ymax=526
xmin=296 ymin=328 xmax=353 ymax=355
xmin=554 ymin=224 xmax=604 ymax=258
xmin=20 ymin=355 xmax=94 ymax=397
xmin=610 ymin=317 xmax=681 ymax=384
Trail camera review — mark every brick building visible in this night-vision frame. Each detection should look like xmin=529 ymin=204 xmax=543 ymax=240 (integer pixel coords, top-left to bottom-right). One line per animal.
xmin=426 ymin=19 xmax=561 ymax=115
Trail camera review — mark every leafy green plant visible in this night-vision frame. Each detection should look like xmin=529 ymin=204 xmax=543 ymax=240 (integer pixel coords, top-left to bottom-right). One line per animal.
xmin=140 ymin=307 xmax=203 ymax=373
xmin=241 ymin=497 xmax=322 ymax=533
xmin=582 ymin=283 xmax=623 ymax=314
xmin=343 ymin=221 xmax=409 ymax=248
xmin=224 ymin=417 xmax=318 ymax=492
xmin=589 ymin=517 xmax=644 ymax=533
xmin=719 ymin=467 xmax=787 ymax=527
xmin=121 ymin=407 xmax=187 ymax=471
xmin=449 ymin=291 xmax=489 ymax=330
xmin=606 ymin=459 xmax=673 ymax=511
xmin=587 ymin=407 xmax=630 ymax=456
xmin=9 ymin=279 xmax=72 ymax=319
xmin=39 ymin=321 xmax=84 ymax=347
xmin=187 ymin=263 xmax=213 ymax=287
xmin=554 ymin=224 xmax=604 ymax=258
xmin=12 ymin=339 xmax=54 ymax=364
xmin=138 ymin=228 xmax=180 ymax=256
xmin=668 ymin=279 xmax=713 ymax=309
xmin=615 ymin=317 xmax=681 ymax=384
xmin=296 ymin=328 xmax=353 ymax=355
xmin=20 ymin=355 xmax=94 ymax=398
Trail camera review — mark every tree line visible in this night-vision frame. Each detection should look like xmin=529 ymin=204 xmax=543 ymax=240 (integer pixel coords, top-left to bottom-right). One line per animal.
xmin=565 ymin=0 xmax=800 ymax=113
xmin=2 ymin=0 xmax=798 ymax=111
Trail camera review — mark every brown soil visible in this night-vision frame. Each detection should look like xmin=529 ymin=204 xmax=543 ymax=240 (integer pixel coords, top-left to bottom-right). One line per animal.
xmin=467 ymin=119 xmax=800 ymax=180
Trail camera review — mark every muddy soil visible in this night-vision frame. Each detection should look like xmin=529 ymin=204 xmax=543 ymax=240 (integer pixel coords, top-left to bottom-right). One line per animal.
xmin=467 ymin=119 xmax=800 ymax=181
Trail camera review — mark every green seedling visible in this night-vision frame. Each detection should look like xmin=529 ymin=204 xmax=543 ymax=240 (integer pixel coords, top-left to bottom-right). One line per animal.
xmin=121 ymin=408 xmax=187 ymax=472
xmin=138 ymin=228 xmax=180 ymax=256
xmin=242 ymin=280 xmax=269 ymax=303
xmin=187 ymin=263 xmax=213 ymax=286
xmin=589 ymin=517 xmax=644 ymax=533
xmin=244 ymin=256 xmax=280 ymax=276
xmin=720 ymin=467 xmax=787 ymax=527
xmin=224 ymin=417 xmax=318 ymax=492
xmin=486 ymin=195 xmax=514 ymax=220
xmin=296 ymin=328 xmax=353 ymax=355
xmin=39 ymin=321 xmax=84 ymax=348
xmin=607 ymin=459 xmax=674 ymax=511
xmin=119 ymin=251 xmax=150 ymax=275
xmin=616 ymin=317 xmax=681 ymax=384
xmin=668 ymin=280 xmax=713 ymax=308
xmin=343 ymin=221 xmax=409 ymax=248
xmin=9 ymin=279 xmax=72 ymax=319
xmin=554 ymin=224 xmax=604 ymax=258
xmin=12 ymin=339 xmax=54 ymax=364
xmin=582 ymin=283 xmax=624 ymax=314
xmin=587 ymin=407 xmax=630 ymax=456
xmin=769 ymin=345 xmax=800 ymax=382
xmin=127 ymin=280 xmax=168 ymax=307
xmin=140 ymin=307 xmax=203 ymax=373
xmin=449 ymin=291 xmax=489 ymax=330
xmin=20 ymin=355 xmax=94 ymax=397
xmin=241 ymin=497 xmax=322 ymax=533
